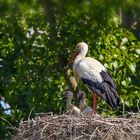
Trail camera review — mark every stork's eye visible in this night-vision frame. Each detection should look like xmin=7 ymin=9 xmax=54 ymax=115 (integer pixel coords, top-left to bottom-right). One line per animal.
xmin=76 ymin=44 xmax=80 ymax=49
xmin=76 ymin=46 xmax=79 ymax=50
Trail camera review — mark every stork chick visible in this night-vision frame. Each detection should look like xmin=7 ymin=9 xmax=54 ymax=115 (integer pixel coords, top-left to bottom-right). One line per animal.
xmin=63 ymin=91 xmax=80 ymax=115
xmin=77 ymin=90 xmax=92 ymax=114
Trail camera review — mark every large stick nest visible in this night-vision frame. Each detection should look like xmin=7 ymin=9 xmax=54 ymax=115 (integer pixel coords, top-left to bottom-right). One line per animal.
xmin=14 ymin=113 xmax=140 ymax=140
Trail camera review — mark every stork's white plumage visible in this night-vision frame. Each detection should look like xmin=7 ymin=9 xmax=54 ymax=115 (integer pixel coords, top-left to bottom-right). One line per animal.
xmin=67 ymin=42 xmax=120 ymax=115
xmin=63 ymin=91 xmax=80 ymax=115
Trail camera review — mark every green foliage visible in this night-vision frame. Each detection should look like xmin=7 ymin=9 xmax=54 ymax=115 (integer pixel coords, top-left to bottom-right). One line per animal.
xmin=0 ymin=0 xmax=140 ymax=139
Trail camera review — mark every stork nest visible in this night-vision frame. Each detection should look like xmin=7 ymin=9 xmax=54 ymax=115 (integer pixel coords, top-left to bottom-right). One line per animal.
xmin=14 ymin=113 xmax=140 ymax=140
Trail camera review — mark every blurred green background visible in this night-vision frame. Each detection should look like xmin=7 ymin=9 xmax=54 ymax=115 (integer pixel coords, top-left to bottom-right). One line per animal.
xmin=0 ymin=0 xmax=140 ymax=139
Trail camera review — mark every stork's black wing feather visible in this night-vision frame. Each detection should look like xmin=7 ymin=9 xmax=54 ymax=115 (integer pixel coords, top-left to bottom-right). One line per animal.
xmin=100 ymin=70 xmax=116 ymax=89
xmin=81 ymin=70 xmax=120 ymax=109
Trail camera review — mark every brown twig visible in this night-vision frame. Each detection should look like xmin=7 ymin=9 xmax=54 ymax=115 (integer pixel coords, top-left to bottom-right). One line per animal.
xmin=14 ymin=113 xmax=140 ymax=140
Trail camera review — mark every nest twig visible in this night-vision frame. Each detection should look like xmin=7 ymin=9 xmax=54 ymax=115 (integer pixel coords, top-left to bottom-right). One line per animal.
xmin=14 ymin=113 xmax=140 ymax=140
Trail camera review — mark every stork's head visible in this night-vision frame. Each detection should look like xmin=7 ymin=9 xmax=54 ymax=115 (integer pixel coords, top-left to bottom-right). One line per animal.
xmin=76 ymin=42 xmax=88 ymax=52
xmin=67 ymin=42 xmax=88 ymax=68
xmin=63 ymin=91 xmax=73 ymax=100
xmin=77 ymin=90 xmax=86 ymax=102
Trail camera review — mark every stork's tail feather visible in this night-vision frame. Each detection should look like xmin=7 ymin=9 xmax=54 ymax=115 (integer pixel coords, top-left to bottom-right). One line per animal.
xmin=100 ymin=82 xmax=120 ymax=109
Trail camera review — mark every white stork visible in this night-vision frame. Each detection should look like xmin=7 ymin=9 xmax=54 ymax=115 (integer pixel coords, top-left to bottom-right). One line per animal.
xmin=63 ymin=91 xmax=81 ymax=115
xmin=66 ymin=42 xmax=120 ymax=115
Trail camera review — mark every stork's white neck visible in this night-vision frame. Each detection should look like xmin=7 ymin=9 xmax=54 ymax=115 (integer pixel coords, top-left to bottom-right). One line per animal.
xmin=74 ymin=44 xmax=88 ymax=63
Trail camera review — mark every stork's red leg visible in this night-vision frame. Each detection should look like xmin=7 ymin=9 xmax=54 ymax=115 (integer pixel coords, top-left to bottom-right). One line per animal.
xmin=93 ymin=94 xmax=98 ymax=115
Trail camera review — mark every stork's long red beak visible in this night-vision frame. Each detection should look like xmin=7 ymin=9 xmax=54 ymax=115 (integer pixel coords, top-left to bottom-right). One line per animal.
xmin=66 ymin=49 xmax=80 ymax=69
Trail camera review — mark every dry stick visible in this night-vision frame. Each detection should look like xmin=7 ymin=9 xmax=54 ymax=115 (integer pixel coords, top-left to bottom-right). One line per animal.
xmin=0 ymin=116 xmax=18 ymax=131
xmin=40 ymin=124 xmax=49 ymax=138
xmin=33 ymin=129 xmax=47 ymax=140
xmin=15 ymin=114 xmax=140 ymax=140
xmin=123 ymin=100 xmax=126 ymax=118
xmin=101 ymin=126 xmax=114 ymax=140
xmin=137 ymin=99 xmax=140 ymax=112
xmin=124 ymin=122 xmax=138 ymax=139
xmin=73 ymin=135 xmax=83 ymax=140
xmin=35 ymin=112 xmax=53 ymax=116
xmin=89 ymin=127 xmax=98 ymax=140
xmin=82 ymin=132 xmax=91 ymax=137
xmin=69 ymin=117 xmax=73 ymax=140
xmin=94 ymin=119 xmax=117 ymax=126
xmin=46 ymin=131 xmax=62 ymax=139
xmin=28 ymin=106 xmax=35 ymax=120
xmin=125 ymin=124 xmax=134 ymax=134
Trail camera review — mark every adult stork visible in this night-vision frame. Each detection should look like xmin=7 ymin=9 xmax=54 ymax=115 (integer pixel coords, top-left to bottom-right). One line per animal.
xmin=66 ymin=42 xmax=120 ymax=115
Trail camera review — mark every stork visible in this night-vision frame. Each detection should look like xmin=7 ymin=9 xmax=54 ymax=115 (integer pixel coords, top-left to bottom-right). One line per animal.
xmin=63 ymin=91 xmax=81 ymax=115
xmin=77 ymin=90 xmax=92 ymax=115
xmin=66 ymin=42 xmax=120 ymax=115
